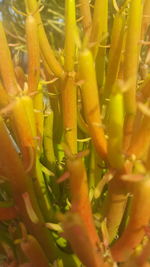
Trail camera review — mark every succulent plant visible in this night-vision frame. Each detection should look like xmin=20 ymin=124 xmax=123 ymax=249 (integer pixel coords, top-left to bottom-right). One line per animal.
xmin=0 ymin=0 xmax=150 ymax=266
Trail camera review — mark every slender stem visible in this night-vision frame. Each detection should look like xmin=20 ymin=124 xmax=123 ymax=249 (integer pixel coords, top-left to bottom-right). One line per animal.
xmin=25 ymin=0 xmax=64 ymax=79
xmin=15 ymin=66 xmax=26 ymax=89
xmin=33 ymin=84 xmax=44 ymax=151
xmin=141 ymin=0 xmax=150 ymax=40
xmin=78 ymin=0 xmax=92 ymax=37
xmin=26 ymin=15 xmax=40 ymax=94
xmin=107 ymin=89 xmax=124 ymax=169
xmin=79 ymin=49 xmax=107 ymax=160
xmin=123 ymin=0 xmax=143 ymax=150
xmin=103 ymin=12 xmax=126 ymax=101
xmin=64 ymin=0 xmax=76 ymax=72
xmin=32 ymin=156 xmax=54 ymax=221
xmin=62 ymin=0 xmax=77 ymax=154
xmin=0 ymin=22 xmax=20 ymax=96
xmin=90 ymin=0 xmax=108 ymax=60
xmin=0 ymin=80 xmax=9 ymax=108
xmin=62 ymin=76 xmax=77 ymax=154
xmin=43 ymin=104 xmax=55 ymax=169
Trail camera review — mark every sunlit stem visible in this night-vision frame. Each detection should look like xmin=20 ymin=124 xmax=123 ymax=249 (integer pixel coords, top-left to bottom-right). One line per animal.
xmin=15 ymin=66 xmax=26 ymax=89
xmin=64 ymin=0 xmax=76 ymax=72
xmin=25 ymin=0 xmax=64 ymax=79
xmin=26 ymin=15 xmax=40 ymax=94
xmin=79 ymin=49 xmax=107 ymax=160
xmin=103 ymin=12 xmax=126 ymax=101
xmin=107 ymin=83 xmax=124 ymax=169
xmin=90 ymin=0 xmax=108 ymax=60
xmin=62 ymin=0 xmax=77 ymax=154
xmin=78 ymin=0 xmax=92 ymax=37
xmin=141 ymin=0 xmax=150 ymax=40
xmin=0 ymin=80 xmax=9 ymax=108
xmin=123 ymin=0 xmax=143 ymax=151
xmin=0 ymin=22 xmax=20 ymax=96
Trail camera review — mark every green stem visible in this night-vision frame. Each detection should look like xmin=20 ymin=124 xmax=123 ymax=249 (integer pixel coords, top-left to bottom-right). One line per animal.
xmin=103 ymin=11 xmax=126 ymax=101
xmin=90 ymin=0 xmax=108 ymax=60
xmin=123 ymin=0 xmax=143 ymax=150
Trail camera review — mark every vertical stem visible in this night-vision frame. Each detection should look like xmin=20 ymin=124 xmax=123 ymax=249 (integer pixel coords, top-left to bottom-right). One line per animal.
xmin=62 ymin=77 xmax=77 ymax=154
xmin=33 ymin=84 xmax=44 ymax=151
xmin=0 ymin=80 xmax=9 ymax=108
xmin=66 ymin=155 xmax=102 ymax=252
xmin=15 ymin=66 xmax=26 ymax=89
xmin=141 ymin=0 xmax=150 ymax=40
xmin=123 ymin=0 xmax=143 ymax=150
xmin=78 ymin=0 xmax=92 ymax=37
xmin=0 ymin=22 xmax=20 ymax=96
xmin=25 ymin=0 xmax=64 ymax=79
xmin=103 ymin=12 xmax=126 ymax=100
xmin=107 ymin=88 xmax=124 ymax=169
xmin=79 ymin=49 xmax=107 ymax=160
xmin=62 ymin=0 xmax=77 ymax=154
xmin=64 ymin=0 xmax=76 ymax=72
xmin=90 ymin=0 xmax=108 ymax=60
xmin=43 ymin=104 xmax=55 ymax=169
xmin=26 ymin=15 xmax=40 ymax=94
